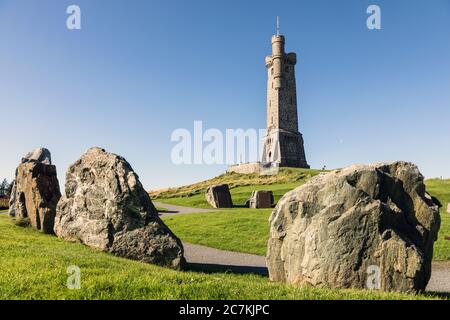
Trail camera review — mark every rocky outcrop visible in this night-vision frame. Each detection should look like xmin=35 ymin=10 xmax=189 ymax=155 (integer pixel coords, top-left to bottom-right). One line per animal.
xmin=54 ymin=147 xmax=185 ymax=269
xmin=267 ymin=162 xmax=441 ymax=292
xmin=247 ymin=190 xmax=274 ymax=209
xmin=9 ymin=148 xmax=61 ymax=233
xmin=205 ymin=184 xmax=233 ymax=208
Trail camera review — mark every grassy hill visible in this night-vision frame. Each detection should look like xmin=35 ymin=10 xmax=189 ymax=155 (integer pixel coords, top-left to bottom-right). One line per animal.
xmin=0 ymin=214 xmax=444 ymax=300
xmin=151 ymin=168 xmax=324 ymax=208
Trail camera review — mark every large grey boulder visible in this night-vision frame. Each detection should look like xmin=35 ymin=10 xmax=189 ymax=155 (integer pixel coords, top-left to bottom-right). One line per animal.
xmin=9 ymin=148 xmax=61 ymax=233
xmin=54 ymin=147 xmax=185 ymax=269
xmin=247 ymin=190 xmax=274 ymax=209
xmin=267 ymin=162 xmax=441 ymax=292
xmin=205 ymin=184 xmax=233 ymax=208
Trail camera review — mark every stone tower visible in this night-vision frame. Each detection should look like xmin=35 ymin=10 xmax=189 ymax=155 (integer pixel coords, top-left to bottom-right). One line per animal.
xmin=261 ymin=34 xmax=309 ymax=168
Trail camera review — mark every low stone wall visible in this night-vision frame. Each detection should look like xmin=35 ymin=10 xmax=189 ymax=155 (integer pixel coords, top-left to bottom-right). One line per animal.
xmin=227 ymin=162 xmax=261 ymax=175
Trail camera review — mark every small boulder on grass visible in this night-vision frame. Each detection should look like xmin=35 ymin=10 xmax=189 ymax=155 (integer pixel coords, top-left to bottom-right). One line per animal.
xmin=247 ymin=190 xmax=274 ymax=209
xmin=205 ymin=184 xmax=233 ymax=208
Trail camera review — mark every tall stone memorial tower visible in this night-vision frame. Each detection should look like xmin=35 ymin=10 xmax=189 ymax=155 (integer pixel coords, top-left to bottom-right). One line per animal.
xmin=261 ymin=33 xmax=309 ymax=168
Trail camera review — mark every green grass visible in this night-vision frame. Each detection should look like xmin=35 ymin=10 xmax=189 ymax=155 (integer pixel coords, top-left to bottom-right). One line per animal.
xmin=425 ymin=179 xmax=450 ymax=261
xmin=153 ymin=168 xmax=323 ymax=208
xmin=0 ymin=215 xmax=443 ymax=300
xmin=164 ymin=209 xmax=271 ymax=256
xmin=157 ymin=193 xmax=212 ymax=208
xmin=162 ymin=179 xmax=450 ymax=261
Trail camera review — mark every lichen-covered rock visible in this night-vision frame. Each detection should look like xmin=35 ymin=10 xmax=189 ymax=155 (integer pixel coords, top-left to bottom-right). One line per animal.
xmin=54 ymin=147 xmax=185 ymax=269
xmin=21 ymin=148 xmax=52 ymax=165
xmin=9 ymin=148 xmax=61 ymax=233
xmin=247 ymin=190 xmax=274 ymax=209
xmin=267 ymin=162 xmax=441 ymax=292
xmin=205 ymin=184 xmax=233 ymax=208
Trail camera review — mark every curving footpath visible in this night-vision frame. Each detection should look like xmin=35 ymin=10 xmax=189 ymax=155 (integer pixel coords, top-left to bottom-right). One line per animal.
xmin=155 ymin=202 xmax=450 ymax=295
xmin=154 ymin=202 xmax=217 ymax=216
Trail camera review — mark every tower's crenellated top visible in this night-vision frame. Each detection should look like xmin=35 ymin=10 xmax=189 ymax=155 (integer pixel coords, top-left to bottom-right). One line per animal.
xmin=266 ymin=34 xmax=297 ymax=69
xmin=271 ymin=35 xmax=285 ymax=56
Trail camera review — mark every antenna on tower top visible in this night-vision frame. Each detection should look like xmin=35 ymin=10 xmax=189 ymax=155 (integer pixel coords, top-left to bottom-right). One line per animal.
xmin=276 ymin=16 xmax=280 ymax=36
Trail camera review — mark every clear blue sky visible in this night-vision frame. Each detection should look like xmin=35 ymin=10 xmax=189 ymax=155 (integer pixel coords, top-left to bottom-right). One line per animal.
xmin=1 ymin=0 xmax=449 ymax=190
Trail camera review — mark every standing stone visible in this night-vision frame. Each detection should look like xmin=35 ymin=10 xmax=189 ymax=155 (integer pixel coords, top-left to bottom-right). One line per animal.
xmin=10 ymin=148 xmax=61 ymax=233
xmin=267 ymin=162 xmax=441 ymax=292
xmin=205 ymin=184 xmax=233 ymax=208
xmin=247 ymin=190 xmax=274 ymax=209
xmin=54 ymin=147 xmax=185 ymax=269
xmin=447 ymin=203 xmax=450 ymax=214
xmin=8 ymin=180 xmax=16 ymax=217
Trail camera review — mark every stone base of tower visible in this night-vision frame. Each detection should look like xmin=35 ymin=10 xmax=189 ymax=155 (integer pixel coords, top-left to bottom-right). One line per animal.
xmin=261 ymin=130 xmax=309 ymax=169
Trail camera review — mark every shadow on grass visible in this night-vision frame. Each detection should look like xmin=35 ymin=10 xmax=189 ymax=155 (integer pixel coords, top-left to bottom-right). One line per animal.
xmin=187 ymin=262 xmax=268 ymax=276
xmin=186 ymin=263 xmax=450 ymax=299
xmin=232 ymin=205 xmax=275 ymax=209
xmin=158 ymin=211 xmax=179 ymax=215
xmin=425 ymin=291 xmax=450 ymax=299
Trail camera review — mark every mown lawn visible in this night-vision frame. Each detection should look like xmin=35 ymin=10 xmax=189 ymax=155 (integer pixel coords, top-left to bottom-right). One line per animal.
xmin=157 ymin=192 xmax=213 ymax=208
xmin=425 ymin=179 xmax=450 ymax=261
xmin=164 ymin=209 xmax=271 ymax=256
xmin=1 ymin=215 xmax=441 ymax=300
xmin=163 ymin=179 xmax=450 ymax=261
